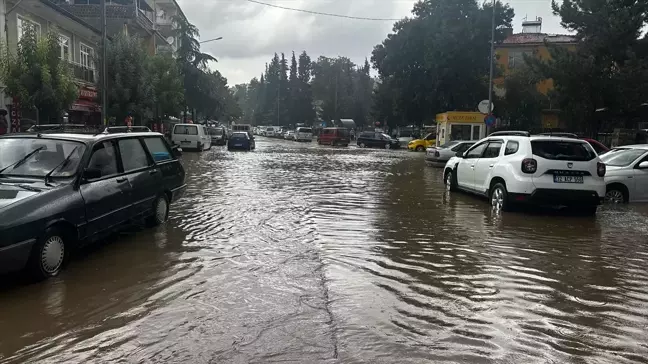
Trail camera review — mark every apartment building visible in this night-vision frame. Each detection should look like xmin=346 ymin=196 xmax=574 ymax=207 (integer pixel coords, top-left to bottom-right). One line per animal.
xmin=1 ymin=0 xmax=102 ymax=126
xmin=154 ymin=0 xmax=185 ymax=54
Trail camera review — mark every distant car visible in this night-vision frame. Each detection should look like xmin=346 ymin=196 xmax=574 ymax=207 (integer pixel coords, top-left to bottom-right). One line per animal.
xmin=357 ymin=132 xmax=400 ymax=149
xmin=228 ymin=132 xmax=253 ymax=151
xmin=208 ymin=126 xmax=227 ymax=146
xmin=265 ymin=127 xmax=276 ymax=137
xmin=284 ymin=130 xmax=295 ymax=140
xmin=426 ymin=140 xmax=476 ymax=167
xmin=408 ymin=133 xmax=436 ymax=152
xmin=0 ymin=131 xmax=186 ymax=280
xmin=318 ymin=127 xmax=350 ymax=146
xmin=600 ymin=144 xmax=648 ymax=203
xmin=171 ymin=124 xmax=211 ymax=151
xmin=294 ymin=127 xmax=313 ymax=142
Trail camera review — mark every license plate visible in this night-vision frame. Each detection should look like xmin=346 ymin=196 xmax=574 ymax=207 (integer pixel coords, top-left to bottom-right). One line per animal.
xmin=554 ymin=175 xmax=584 ymax=183
xmin=181 ymin=141 xmax=191 ymax=144
xmin=234 ymin=144 xmax=242 ymax=147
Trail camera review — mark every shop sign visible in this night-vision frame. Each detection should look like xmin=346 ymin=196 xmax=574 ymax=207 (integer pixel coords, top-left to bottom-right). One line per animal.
xmin=79 ymin=87 xmax=98 ymax=101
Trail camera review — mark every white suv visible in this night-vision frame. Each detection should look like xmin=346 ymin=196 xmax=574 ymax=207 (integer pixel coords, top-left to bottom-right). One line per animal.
xmin=443 ymin=131 xmax=606 ymax=214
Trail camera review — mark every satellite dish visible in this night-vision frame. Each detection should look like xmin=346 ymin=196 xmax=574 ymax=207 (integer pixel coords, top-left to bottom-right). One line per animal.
xmin=166 ymin=36 xmax=174 ymax=45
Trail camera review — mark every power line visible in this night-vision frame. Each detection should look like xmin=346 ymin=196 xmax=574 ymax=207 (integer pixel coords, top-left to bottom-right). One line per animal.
xmin=246 ymin=0 xmax=401 ymax=21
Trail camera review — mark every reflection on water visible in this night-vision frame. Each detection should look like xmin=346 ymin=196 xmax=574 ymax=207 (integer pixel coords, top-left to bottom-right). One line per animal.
xmin=1 ymin=138 xmax=647 ymax=363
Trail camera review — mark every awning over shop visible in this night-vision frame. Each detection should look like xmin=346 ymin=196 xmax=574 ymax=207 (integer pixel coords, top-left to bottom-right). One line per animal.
xmin=70 ymin=99 xmax=100 ymax=113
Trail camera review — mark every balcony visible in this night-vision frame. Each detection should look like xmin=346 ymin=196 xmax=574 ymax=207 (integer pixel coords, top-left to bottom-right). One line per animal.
xmin=68 ymin=61 xmax=96 ymax=84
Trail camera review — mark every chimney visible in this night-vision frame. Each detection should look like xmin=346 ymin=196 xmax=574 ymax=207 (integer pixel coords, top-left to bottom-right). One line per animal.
xmin=522 ymin=17 xmax=542 ymax=33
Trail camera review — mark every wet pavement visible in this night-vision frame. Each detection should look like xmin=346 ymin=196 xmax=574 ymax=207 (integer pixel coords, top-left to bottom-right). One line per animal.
xmin=1 ymin=137 xmax=648 ymax=363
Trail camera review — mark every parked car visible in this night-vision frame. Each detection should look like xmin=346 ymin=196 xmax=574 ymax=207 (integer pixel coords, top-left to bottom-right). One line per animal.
xmin=600 ymin=145 xmax=648 ymax=203
xmin=317 ymin=127 xmax=350 ymax=146
xmin=0 ymin=131 xmax=186 ymax=280
xmin=284 ymin=130 xmax=295 ymax=140
xmin=171 ymin=123 xmax=211 ymax=151
xmin=265 ymin=127 xmax=277 ymax=138
xmin=357 ymin=132 xmax=400 ymax=149
xmin=208 ymin=126 xmax=227 ymax=146
xmin=444 ymin=131 xmax=606 ymax=215
xmin=408 ymin=133 xmax=437 ymax=152
xmin=228 ymin=132 xmax=253 ymax=151
xmin=426 ymin=140 xmax=476 ymax=167
xmin=294 ymin=127 xmax=313 ymax=142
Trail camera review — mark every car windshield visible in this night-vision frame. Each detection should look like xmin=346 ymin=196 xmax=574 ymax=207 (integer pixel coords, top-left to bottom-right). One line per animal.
xmin=439 ymin=140 xmax=460 ymax=148
xmin=381 ymin=133 xmax=391 ymax=139
xmin=174 ymin=125 xmax=198 ymax=135
xmin=0 ymin=138 xmax=86 ymax=178
xmin=531 ymin=140 xmax=596 ymax=161
xmin=600 ymin=148 xmax=646 ymax=166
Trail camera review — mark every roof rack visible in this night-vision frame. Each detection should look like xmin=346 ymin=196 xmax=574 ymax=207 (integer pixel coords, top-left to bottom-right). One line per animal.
xmin=103 ymin=126 xmax=152 ymax=134
xmin=537 ymin=132 xmax=578 ymax=138
xmin=27 ymin=124 xmax=100 ymax=134
xmin=488 ymin=131 xmax=531 ymax=137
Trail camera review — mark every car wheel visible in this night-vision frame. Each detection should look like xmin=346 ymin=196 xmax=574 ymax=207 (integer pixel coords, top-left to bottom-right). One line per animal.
xmin=415 ymin=146 xmax=425 ymax=152
xmin=359 ymin=142 xmax=366 ymax=148
xmin=604 ymin=186 xmax=627 ymax=203
xmin=445 ymin=169 xmax=457 ymax=192
xmin=28 ymin=227 xmax=67 ymax=280
xmin=490 ymin=183 xmax=509 ymax=212
xmin=385 ymin=143 xmax=391 ymax=149
xmin=146 ymin=194 xmax=169 ymax=227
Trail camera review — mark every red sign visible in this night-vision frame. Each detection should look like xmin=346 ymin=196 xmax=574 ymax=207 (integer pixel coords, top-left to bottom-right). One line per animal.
xmin=10 ymin=97 xmax=21 ymax=133
xmin=79 ymin=86 xmax=98 ymax=101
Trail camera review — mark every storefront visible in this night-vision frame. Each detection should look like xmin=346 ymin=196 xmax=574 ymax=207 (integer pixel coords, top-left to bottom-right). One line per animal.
xmin=435 ymin=111 xmax=486 ymax=147
xmin=69 ymin=85 xmax=101 ymax=125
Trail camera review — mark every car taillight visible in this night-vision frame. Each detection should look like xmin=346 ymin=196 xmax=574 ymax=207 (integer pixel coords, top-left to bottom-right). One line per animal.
xmin=597 ymin=161 xmax=606 ymax=177
xmin=435 ymin=151 xmax=440 ymax=157
xmin=521 ymin=158 xmax=537 ymax=174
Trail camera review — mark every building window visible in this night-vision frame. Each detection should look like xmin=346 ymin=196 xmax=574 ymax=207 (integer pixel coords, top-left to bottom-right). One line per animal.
xmin=17 ymin=17 xmax=40 ymax=41
xmin=80 ymin=43 xmax=94 ymax=69
xmin=508 ymin=50 xmax=532 ymax=69
xmin=59 ymin=35 xmax=71 ymax=61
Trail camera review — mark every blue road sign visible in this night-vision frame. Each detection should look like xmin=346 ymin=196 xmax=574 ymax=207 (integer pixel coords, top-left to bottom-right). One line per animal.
xmin=484 ymin=114 xmax=496 ymax=127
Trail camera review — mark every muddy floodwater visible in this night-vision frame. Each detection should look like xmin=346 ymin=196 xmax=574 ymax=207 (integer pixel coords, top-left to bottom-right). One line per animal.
xmin=1 ymin=138 xmax=648 ymax=363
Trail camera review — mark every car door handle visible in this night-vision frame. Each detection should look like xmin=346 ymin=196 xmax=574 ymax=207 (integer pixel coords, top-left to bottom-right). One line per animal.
xmin=489 ymin=164 xmax=494 ymax=168
xmin=116 ymin=178 xmax=128 ymax=183
xmin=149 ymin=169 xmax=158 ymax=175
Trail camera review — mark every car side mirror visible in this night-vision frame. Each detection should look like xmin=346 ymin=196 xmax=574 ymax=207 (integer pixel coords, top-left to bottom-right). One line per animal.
xmin=639 ymin=161 xmax=648 ymax=169
xmin=456 ymin=151 xmax=465 ymax=158
xmin=83 ymin=168 xmax=102 ymax=180
xmin=171 ymin=145 xmax=182 ymax=157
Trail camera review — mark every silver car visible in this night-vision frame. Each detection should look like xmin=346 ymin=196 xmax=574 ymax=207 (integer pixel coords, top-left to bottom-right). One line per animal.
xmin=601 ymin=144 xmax=648 ymax=203
xmin=425 ymin=140 xmax=477 ymax=167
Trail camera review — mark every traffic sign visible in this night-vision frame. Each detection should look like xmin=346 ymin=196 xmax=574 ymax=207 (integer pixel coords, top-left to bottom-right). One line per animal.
xmin=478 ymin=100 xmax=494 ymax=114
xmin=484 ymin=114 xmax=496 ymax=127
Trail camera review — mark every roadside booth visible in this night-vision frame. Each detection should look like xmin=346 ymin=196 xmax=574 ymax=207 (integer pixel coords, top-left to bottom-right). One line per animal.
xmin=435 ymin=112 xmax=486 ymax=147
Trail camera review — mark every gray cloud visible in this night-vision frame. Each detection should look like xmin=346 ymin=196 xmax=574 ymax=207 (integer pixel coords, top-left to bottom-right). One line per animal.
xmin=176 ymin=0 xmax=567 ymax=85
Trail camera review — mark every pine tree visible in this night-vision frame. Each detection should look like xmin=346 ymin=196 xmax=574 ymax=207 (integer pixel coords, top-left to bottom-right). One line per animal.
xmin=288 ymin=51 xmax=300 ymax=126
xmin=297 ymin=51 xmax=316 ymax=124
xmin=279 ymin=53 xmax=290 ymax=126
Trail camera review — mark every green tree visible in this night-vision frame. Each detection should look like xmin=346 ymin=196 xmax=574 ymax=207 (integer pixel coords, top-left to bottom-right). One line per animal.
xmin=0 ymin=27 xmax=77 ymax=122
xmin=526 ymin=0 xmax=648 ymax=135
xmin=371 ymin=0 xmax=514 ymax=126
xmin=103 ymin=33 xmax=154 ymax=125
xmin=498 ymin=69 xmax=545 ymax=131
xmin=297 ymin=51 xmax=316 ymax=124
xmin=288 ymin=51 xmax=299 ymax=125
xmin=148 ymin=53 xmax=184 ymax=119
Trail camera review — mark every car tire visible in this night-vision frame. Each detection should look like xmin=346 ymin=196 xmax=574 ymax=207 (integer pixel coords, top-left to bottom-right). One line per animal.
xmin=359 ymin=142 xmax=366 ymax=148
xmin=445 ymin=169 xmax=458 ymax=192
xmin=604 ymin=185 xmax=628 ymax=203
xmin=490 ymin=183 xmax=510 ymax=212
xmin=385 ymin=143 xmax=391 ymax=149
xmin=27 ymin=227 xmax=67 ymax=281
xmin=146 ymin=194 xmax=169 ymax=227
xmin=415 ymin=145 xmax=425 ymax=152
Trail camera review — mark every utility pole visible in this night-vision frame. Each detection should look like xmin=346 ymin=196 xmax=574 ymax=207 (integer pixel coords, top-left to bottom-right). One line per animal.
xmin=277 ymin=85 xmax=280 ymax=125
xmin=334 ymin=74 xmax=338 ymax=123
xmin=100 ymin=0 xmax=107 ymax=126
xmin=487 ymin=0 xmax=496 ymax=132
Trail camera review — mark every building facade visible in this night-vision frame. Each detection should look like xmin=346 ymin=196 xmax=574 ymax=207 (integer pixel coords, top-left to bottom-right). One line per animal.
xmin=1 ymin=0 xmax=102 ymax=129
xmin=494 ymin=18 xmax=577 ymax=128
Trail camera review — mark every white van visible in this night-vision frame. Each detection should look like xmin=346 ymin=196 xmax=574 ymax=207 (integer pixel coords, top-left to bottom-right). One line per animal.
xmin=265 ymin=126 xmax=276 ymax=137
xmin=295 ymin=127 xmax=313 ymax=142
xmin=172 ymin=124 xmax=211 ymax=151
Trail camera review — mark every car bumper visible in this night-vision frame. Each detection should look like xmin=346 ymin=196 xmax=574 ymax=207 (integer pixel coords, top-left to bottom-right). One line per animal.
xmin=425 ymin=157 xmax=448 ymax=166
xmin=509 ymin=189 xmax=604 ymax=206
xmin=170 ymin=184 xmax=187 ymax=203
xmin=0 ymin=238 xmax=36 ymax=275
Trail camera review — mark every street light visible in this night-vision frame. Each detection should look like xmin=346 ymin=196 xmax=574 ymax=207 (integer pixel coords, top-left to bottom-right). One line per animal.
xmin=199 ymin=37 xmax=223 ymax=44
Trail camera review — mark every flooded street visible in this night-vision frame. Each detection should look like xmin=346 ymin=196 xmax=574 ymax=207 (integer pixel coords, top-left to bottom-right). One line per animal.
xmin=1 ymin=137 xmax=648 ymax=363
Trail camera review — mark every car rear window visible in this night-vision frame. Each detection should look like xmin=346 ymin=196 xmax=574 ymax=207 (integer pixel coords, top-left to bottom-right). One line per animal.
xmin=297 ymin=128 xmax=312 ymax=133
xmin=531 ymin=140 xmax=596 ymax=161
xmin=174 ymin=125 xmax=198 ymax=135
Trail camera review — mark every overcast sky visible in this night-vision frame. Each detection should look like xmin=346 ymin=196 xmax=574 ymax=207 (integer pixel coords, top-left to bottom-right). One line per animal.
xmin=175 ymin=0 xmax=567 ymax=86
